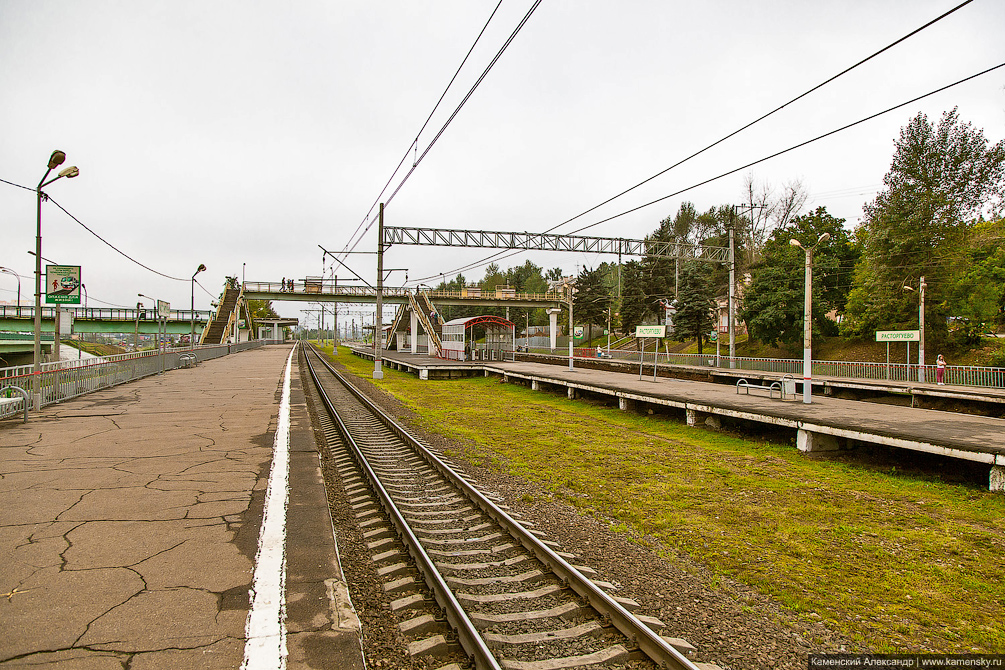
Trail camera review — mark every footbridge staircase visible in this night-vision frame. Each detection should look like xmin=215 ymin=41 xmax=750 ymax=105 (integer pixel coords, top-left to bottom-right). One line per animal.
xmin=200 ymin=284 xmax=242 ymax=345
xmin=408 ymin=291 xmax=442 ymax=357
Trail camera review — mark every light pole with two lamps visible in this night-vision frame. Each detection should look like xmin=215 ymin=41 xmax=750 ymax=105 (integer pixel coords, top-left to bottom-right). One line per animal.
xmin=790 ymin=233 xmax=830 ymax=404
xmin=191 ymin=264 xmax=206 ymax=349
xmin=33 ymin=150 xmax=79 ymax=408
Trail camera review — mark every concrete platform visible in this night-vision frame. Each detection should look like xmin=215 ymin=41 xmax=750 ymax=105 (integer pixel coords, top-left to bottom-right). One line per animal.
xmin=358 ymin=348 xmax=1005 ymax=490
xmin=0 ymin=344 xmax=364 ymax=669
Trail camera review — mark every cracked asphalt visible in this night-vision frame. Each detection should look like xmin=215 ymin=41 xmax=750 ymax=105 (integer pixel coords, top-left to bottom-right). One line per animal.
xmin=0 ymin=344 xmax=361 ymax=669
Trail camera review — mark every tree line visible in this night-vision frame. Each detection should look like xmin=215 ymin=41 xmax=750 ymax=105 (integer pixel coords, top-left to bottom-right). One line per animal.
xmin=429 ymin=108 xmax=1004 ymax=355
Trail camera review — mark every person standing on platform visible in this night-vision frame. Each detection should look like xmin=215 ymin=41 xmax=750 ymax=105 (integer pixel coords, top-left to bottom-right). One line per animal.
xmin=936 ymin=354 xmax=947 ymax=385
xmin=280 ymin=277 xmax=286 ymax=292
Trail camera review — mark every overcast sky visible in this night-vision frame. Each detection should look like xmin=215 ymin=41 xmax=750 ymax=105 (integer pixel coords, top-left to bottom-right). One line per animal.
xmin=2 ymin=1 xmax=1003 ymax=326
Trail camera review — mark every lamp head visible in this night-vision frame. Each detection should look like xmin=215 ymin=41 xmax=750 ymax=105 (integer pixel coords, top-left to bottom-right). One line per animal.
xmin=789 ymin=239 xmax=803 ymax=249
xmin=48 ymin=151 xmax=66 ymax=169
xmin=58 ymin=166 xmax=79 ymax=179
xmin=196 ymin=264 xmax=206 ymax=274
xmin=817 ymin=232 xmax=831 ymax=244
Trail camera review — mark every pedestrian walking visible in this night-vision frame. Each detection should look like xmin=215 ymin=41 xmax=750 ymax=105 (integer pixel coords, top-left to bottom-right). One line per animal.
xmin=280 ymin=277 xmax=286 ymax=292
xmin=936 ymin=354 xmax=947 ymax=385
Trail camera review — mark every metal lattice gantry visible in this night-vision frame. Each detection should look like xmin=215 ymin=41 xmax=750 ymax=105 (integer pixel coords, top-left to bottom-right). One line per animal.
xmin=382 ymin=226 xmax=730 ymax=264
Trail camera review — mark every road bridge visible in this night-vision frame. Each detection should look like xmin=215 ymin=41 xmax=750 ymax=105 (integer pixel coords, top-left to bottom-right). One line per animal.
xmin=0 ymin=305 xmax=212 ymax=335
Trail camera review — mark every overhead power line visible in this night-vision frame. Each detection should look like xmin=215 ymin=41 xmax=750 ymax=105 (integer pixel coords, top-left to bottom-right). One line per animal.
xmin=2 ymin=178 xmax=199 ymax=284
xmin=45 ymin=196 xmax=189 ymax=281
xmin=566 ymin=61 xmax=1005 ymax=236
xmin=546 ymin=0 xmax=974 ymax=237
xmin=412 ymin=59 xmax=1005 ymax=284
xmin=412 ymin=0 xmax=975 ymax=283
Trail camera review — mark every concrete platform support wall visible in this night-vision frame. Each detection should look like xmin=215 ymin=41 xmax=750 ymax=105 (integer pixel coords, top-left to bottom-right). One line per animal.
xmin=796 ymin=428 xmax=841 ymax=453
xmin=686 ymin=408 xmax=720 ymax=429
xmin=531 ymin=380 xmax=540 ymax=391
xmin=619 ymin=397 xmax=634 ymax=411
xmin=568 ymin=387 xmax=578 ymax=400
xmin=991 ymin=465 xmax=1005 ymax=492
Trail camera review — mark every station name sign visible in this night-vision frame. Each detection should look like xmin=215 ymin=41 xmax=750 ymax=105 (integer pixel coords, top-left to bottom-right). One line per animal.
xmin=635 ymin=325 xmax=666 ymax=338
xmin=875 ymin=330 xmax=920 ymax=342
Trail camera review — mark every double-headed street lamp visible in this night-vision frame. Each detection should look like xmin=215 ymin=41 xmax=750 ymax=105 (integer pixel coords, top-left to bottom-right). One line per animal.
xmin=34 ymin=150 xmax=79 ymax=408
xmin=790 ymin=233 xmax=830 ymax=404
xmin=0 ymin=267 xmax=21 ymax=317
xmin=191 ymin=264 xmax=206 ymax=349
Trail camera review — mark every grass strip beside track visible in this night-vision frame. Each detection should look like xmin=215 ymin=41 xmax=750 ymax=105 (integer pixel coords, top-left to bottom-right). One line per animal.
xmin=325 ymin=344 xmax=1005 ymax=653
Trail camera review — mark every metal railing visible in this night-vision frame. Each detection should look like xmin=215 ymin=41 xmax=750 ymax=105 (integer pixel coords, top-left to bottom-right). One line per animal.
xmin=0 ymin=341 xmax=269 ymax=417
xmin=242 ymin=281 xmax=563 ymax=303
xmin=555 ymin=348 xmax=1005 ymax=388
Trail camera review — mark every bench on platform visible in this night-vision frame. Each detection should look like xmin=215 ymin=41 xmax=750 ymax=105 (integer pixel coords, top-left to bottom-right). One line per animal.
xmin=736 ymin=378 xmax=784 ymax=399
xmin=179 ymin=353 xmax=198 ymax=368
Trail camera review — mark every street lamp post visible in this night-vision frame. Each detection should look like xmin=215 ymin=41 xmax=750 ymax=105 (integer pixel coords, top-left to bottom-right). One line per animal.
xmin=0 ymin=267 xmax=21 ymax=317
xmin=903 ymin=276 xmax=927 ymax=382
xmin=790 ymin=233 xmax=830 ymax=404
xmin=134 ymin=300 xmax=143 ymax=351
xmin=191 ymin=264 xmax=206 ymax=349
xmin=33 ymin=150 xmax=79 ymax=409
xmin=139 ymin=293 xmax=165 ymax=374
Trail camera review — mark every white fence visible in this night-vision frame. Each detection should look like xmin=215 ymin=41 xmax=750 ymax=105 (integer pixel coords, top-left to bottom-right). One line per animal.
xmin=550 ymin=348 xmax=1005 ymax=389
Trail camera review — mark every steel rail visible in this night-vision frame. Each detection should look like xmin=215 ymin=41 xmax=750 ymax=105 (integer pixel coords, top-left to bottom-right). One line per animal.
xmin=303 ymin=347 xmax=502 ymax=670
xmin=307 ymin=344 xmax=701 ymax=670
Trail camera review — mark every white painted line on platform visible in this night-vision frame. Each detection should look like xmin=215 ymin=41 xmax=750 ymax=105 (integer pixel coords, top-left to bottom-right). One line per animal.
xmin=242 ymin=344 xmax=297 ymax=670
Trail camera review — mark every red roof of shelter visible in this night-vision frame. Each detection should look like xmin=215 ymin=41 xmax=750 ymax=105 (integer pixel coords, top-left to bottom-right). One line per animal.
xmin=442 ymin=315 xmax=515 ymax=329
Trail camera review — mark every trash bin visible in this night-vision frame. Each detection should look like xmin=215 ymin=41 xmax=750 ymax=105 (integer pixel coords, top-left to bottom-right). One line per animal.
xmin=781 ymin=375 xmax=797 ymax=396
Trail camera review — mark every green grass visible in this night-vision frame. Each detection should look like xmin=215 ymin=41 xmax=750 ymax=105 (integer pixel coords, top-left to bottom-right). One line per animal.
xmin=327 ymin=343 xmax=1005 ymax=653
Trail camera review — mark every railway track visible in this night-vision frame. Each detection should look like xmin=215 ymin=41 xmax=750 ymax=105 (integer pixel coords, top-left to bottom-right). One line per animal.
xmin=303 ymin=344 xmax=717 ymax=670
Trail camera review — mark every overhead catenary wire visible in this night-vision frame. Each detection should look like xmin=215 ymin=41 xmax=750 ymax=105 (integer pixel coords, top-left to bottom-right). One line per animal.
xmin=410 ymin=59 xmax=1005 ymax=284
xmin=566 ymin=61 xmax=1005 ymax=237
xmin=339 ymin=0 xmax=544 ymax=262
xmin=338 ymin=1 xmax=505 ymax=262
xmin=410 ymin=0 xmax=977 ymax=284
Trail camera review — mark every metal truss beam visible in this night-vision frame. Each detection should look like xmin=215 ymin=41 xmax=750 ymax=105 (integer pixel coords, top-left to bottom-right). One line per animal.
xmin=383 ymin=226 xmax=729 ymax=263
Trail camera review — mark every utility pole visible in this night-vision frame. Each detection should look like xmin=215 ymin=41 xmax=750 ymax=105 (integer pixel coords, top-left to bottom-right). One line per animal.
xmin=728 ymin=211 xmax=735 ymax=368
xmin=373 ymin=203 xmax=384 ymax=379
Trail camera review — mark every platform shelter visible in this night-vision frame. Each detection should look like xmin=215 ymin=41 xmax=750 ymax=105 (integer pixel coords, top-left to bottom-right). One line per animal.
xmin=441 ymin=315 xmax=515 ymax=361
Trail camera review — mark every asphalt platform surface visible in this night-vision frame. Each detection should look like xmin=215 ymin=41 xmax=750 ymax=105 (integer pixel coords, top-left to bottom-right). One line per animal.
xmin=0 ymin=343 xmax=364 ymax=669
